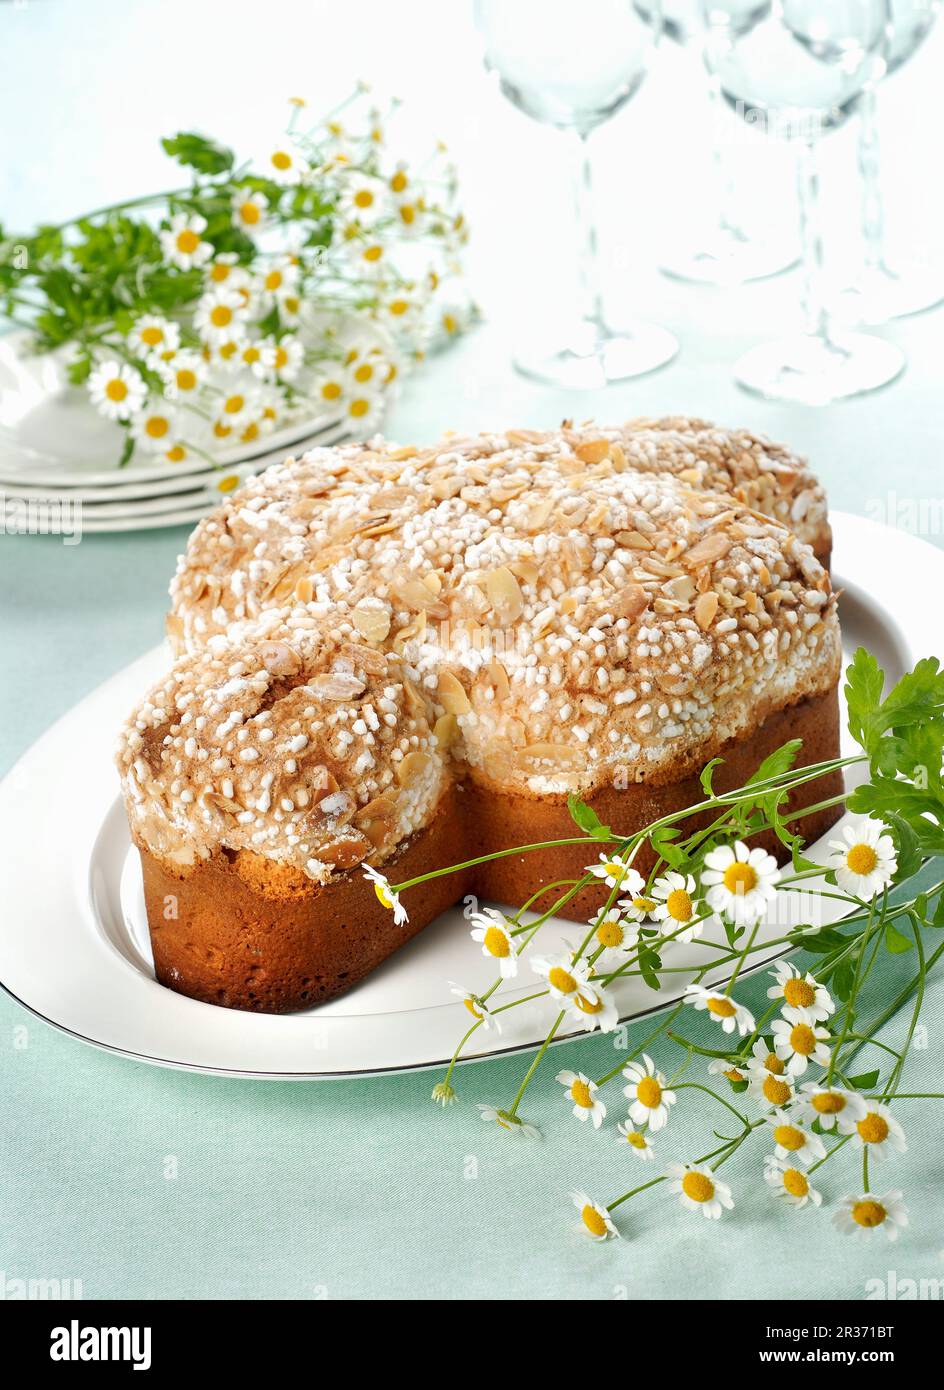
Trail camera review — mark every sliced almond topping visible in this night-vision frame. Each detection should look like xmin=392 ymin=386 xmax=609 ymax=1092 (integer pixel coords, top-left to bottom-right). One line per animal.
xmin=433 ymin=713 xmax=458 ymax=749
xmin=352 ymin=602 xmax=391 ymax=644
xmin=525 ymin=497 xmax=554 ymax=533
xmin=694 ymin=591 xmax=719 ymax=630
xmin=485 ymin=566 xmax=523 ymax=623
xmin=393 ymin=578 xmax=448 ymax=618
xmin=294 ymin=575 xmax=314 ymax=604
xmin=616 ymin=584 xmax=649 ymax=622
xmin=312 ymin=672 xmax=367 ymax=700
xmin=438 ymin=669 xmax=472 ymax=715
xmin=609 ymin=443 xmax=627 ymax=472
xmin=683 ymin=532 xmax=733 ymax=569
xmin=665 ymin=574 xmax=695 ymax=603
xmin=258 ymin=640 xmax=302 ymax=676
xmin=508 ymin=558 xmax=539 ymax=587
xmin=396 ymin=750 xmax=434 ymax=786
xmin=615 ymin=530 xmax=655 ymax=551
xmin=392 ymin=612 xmax=427 ymax=653
xmin=487 ymin=658 xmax=510 ymax=701
xmin=575 ymin=438 xmax=610 ymax=465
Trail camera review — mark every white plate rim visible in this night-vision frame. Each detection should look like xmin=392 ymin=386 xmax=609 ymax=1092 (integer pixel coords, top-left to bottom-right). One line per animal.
xmin=0 ymin=512 xmax=938 ymax=1078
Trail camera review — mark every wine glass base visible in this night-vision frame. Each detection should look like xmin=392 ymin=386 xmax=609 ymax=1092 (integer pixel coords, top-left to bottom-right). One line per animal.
xmin=513 ymin=321 xmax=678 ymax=389
xmin=661 ymin=231 xmax=798 ymax=286
xmin=834 ymin=264 xmax=944 ymax=326
xmin=734 ymin=332 xmax=905 ymax=406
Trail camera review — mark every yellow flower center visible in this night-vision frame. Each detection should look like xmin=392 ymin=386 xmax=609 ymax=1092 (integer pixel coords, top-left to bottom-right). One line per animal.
xmin=548 ymin=966 xmax=576 ymax=994
xmin=354 ymin=189 xmax=374 ymax=208
xmin=571 ymin=1080 xmax=593 ymax=1108
xmin=283 ymin=295 xmax=300 ymax=314
xmin=213 ymin=421 xmax=231 ymax=438
xmin=784 ymin=978 xmax=817 ymax=1009
xmin=763 ymin=1076 xmax=792 ymax=1107
xmin=582 ymin=1205 xmax=607 ymax=1237
xmin=241 ymin=422 xmax=259 ymax=442
xmin=176 ymin=229 xmax=200 ymax=254
xmin=217 ymin=474 xmax=239 ymax=493
xmin=636 ymin=1076 xmax=662 ymax=1108
xmin=851 ymin=1199 xmax=887 ymax=1229
xmin=166 ymin=445 xmax=186 ymax=463
xmin=271 ymin=150 xmax=292 ymax=171
xmin=210 ymin=305 xmax=233 ymax=328
xmin=789 ymin=1023 xmax=817 ymax=1056
xmin=240 ymin=201 xmax=261 ymax=225
xmin=353 ymin=362 xmax=374 ymax=383
xmin=372 ymin=881 xmax=393 ymax=910
xmin=707 ymin=996 xmax=736 ymax=1018
xmin=210 ymin=263 xmax=231 ymax=282
xmin=724 ymin=1068 xmax=744 ymax=1083
xmin=666 ymin=888 xmax=693 ymax=923
xmin=596 ymin=919 xmax=623 ymax=949
xmin=274 ymin=347 xmax=288 ymax=370
xmin=483 ymin=925 xmax=509 ymax=959
xmin=625 ymin=1130 xmax=647 ymax=1149
xmin=857 ymin=1113 xmax=890 ymax=1145
xmin=443 ymin=313 xmax=458 ymax=334
xmin=140 ymin=326 xmax=163 ymax=346
xmin=349 ymin=398 xmax=370 ymax=417
xmin=242 ymin=346 xmax=260 ymax=365
xmin=782 ymin=1167 xmax=809 ymax=1198
xmin=723 ymin=862 xmax=758 ymax=894
xmin=399 ymin=204 xmax=416 ymax=225
xmin=176 ymin=368 xmax=197 ymax=391
xmin=812 ymin=1091 xmax=845 ymax=1114
xmin=219 ymin=342 xmax=238 ymax=360
xmin=144 ymin=416 xmax=169 ymax=438
xmin=574 ymin=992 xmax=604 ymax=1016
xmin=105 ymin=378 xmax=128 ymax=402
xmin=764 ymin=1052 xmax=785 ymax=1075
xmin=265 ymin=270 xmax=283 ymax=292
xmin=463 ymin=997 xmax=483 ymax=1020
xmin=632 ymin=896 xmax=656 ymax=914
xmin=773 ymin=1124 xmax=806 ymax=1152
xmin=223 ymin=394 xmax=245 ymax=415
xmin=363 ymin=245 xmax=383 ymax=262
xmin=321 ymin=381 xmax=342 ymax=400
xmin=390 ymin=170 xmax=408 ymax=193
xmin=847 ymin=844 xmax=878 ymax=875
xmin=389 ymin=298 xmax=409 ymax=316
xmin=682 ymin=1172 xmax=714 ymax=1203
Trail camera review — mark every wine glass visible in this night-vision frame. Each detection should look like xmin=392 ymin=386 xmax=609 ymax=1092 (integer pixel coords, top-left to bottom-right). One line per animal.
xmin=475 ymin=0 xmax=678 ymax=388
xmin=636 ymin=0 xmax=799 ymax=284
xmin=705 ymin=0 xmax=903 ymax=405
xmin=838 ymin=0 xmax=943 ymax=323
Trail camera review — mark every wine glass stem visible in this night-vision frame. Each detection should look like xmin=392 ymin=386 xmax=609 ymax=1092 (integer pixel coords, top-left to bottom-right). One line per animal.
xmin=796 ymin=138 xmax=830 ymax=343
xmin=572 ymin=132 xmax=605 ymax=331
xmin=857 ymin=87 xmax=886 ymax=277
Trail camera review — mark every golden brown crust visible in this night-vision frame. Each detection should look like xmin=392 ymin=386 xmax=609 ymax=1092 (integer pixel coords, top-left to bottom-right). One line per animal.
xmin=139 ymin=687 xmax=843 ymax=1013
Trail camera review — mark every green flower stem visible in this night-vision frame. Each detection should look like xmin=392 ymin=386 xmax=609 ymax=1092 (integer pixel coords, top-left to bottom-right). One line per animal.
xmin=826 ymin=894 xmax=879 ymax=1085
xmin=507 ymin=1010 xmax=565 ymax=1118
xmin=882 ymin=914 xmax=926 ymax=1101
xmin=595 ymin=1002 xmax=686 ymax=1086
xmin=839 ymin=935 xmax=944 ymax=1074
xmin=672 ymin=1080 xmax=750 ymax=1129
xmin=724 ymin=919 xmax=761 ymax=996
xmin=807 ymin=1132 xmax=852 ymax=1174
xmin=392 ymin=837 xmax=603 ymax=893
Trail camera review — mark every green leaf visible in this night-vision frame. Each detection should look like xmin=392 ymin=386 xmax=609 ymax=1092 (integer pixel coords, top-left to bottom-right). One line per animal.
xmin=649 ymin=825 xmax=684 ymax=869
xmin=161 ymin=131 xmax=234 ymax=175
xmin=566 ymin=795 xmax=611 ymax=841
xmin=747 ymin=738 xmax=803 ymax=788
xmin=846 ymin=1069 xmax=880 ymax=1090
xmin=884 ymin=922 xmax=914 ymax=955
xmin=700 ymin=757 xmax=724 ymax=796
xmin=789 ymin=925 xmax=847 ymax=954
xmin=637 ymin=947 xmax=662 ymax=992
xmin=844 ymin=647 xmax=885 ymax=754
xmin=884 ymin=812 xmax=923 ymax=881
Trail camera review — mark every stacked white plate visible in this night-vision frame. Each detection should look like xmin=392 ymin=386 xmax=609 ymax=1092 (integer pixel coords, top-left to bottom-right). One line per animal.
xmin=0 ymin=331 xmax=358 ymax=533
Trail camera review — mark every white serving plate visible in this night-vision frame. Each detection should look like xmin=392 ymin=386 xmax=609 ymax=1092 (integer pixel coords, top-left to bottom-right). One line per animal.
xmin=0 ymin=513 xmax=933 ymax=1078
xmin=0 ymin=330 xmax=350 ymax=489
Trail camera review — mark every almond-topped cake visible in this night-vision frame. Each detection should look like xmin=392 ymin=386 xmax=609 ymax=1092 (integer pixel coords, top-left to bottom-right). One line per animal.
xmin=116 ymin=418 xmax=843 ymax=1013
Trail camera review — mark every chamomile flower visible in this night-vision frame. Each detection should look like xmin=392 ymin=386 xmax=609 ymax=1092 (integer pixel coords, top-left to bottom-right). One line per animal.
xmin=343 ymin=388 xmax=385 ymax=432
xmin=651 ymin=871 xmax=704 ymax=942
xmin=746 ymin=1060 xmax=795 ymax=1111
xmin=160 ymin=212 xmax=212 ymax=271
xmin=684 ymin=983 xmax=756 ymax=1037
xmin=571 ymin=1191 xmax=619 ymax=1241
xmin=620 ymin=889 xmax=659 ymax=923
xmin=763 ymin=1155 xmax=822 ymax=1209
xmin=215 ymin=387 xmax=256 ymax=432
xmin=667 ymin=1163 xmax=734 ymax=1220
xmin=449 ymin=982 xmax=501 ymax=1033
xmin=260 ymin=334 xmax=304 ymax=382
xmin=557 ymin=1070 xmax=606 ymax=1129
xmin=587 ymin=854 xmax=642 ymax=894
xmin=362 ymin=864 xmax=407 ymax=924
xmin=838 ymin=1100 xmax=906 ymax=1160
xmin=531 ymin=950 xmax=589 ymax=1003
xmin=827 ymin=818 xmax=897 ymax=899
xmin=232 ymin=189 xmax=267 ymax=234
xmin=469 ymin=909 xmax=517 ymax=979
xmin=277 ymin=287 xmax=303 ymax=324
xmin=592 ymin=909 xmax=639 ymax=966
xmin=88 ymin=360 xmax=146 ymax=422
xmin=566 ymin=978 xmax=619 ymax=1034
xmin=311 ymin=364 xmax=348 ymax=406
xmin=766 ymin=960 xmax=835 ymax=1024
xmin=431 ymin=1081 xmax=456 ymax=1107
xmin=833 ymin=1190 xmax=908 ymax=1241
xmin=616 ymin=1122 xmax=656 ymax=1160
xmin=708 ymin=1057 xmax=748 ymax=1084
xmin=256 ymin=256 xmax=300 ymax=304
xmin=478 ymin=1105 xmax=539 ymax=1139
xmin=771 ymin=1017 xmax=832 ymax=1076
xmin=353 ymin=240 xmax=386 ymax=274
xmin=702 ymin=840 xmax=780 ymax=925
xmin=794 ymin=1083 xmax=866 ymax=1132
xmin=206 ymin=254 xmax=252 ymax=297
xmin=130 ymin=404 xmax=177 ymax=451
xmin=265 ymin=140 xmax=308 ymax=185
xmin=159 ymin=350 xmax=207 ymax=399
xmin=128 ymin=314 xmax=180 ymax=365
xmin=764 ymin=1110 xmax=827 ymax=1166
xmin=194 ymin=287 xmax=248 ymax=347
xmin=622 ymin=1054 xmax=676 ymax=1131
xmin=341 ymin=174 xmax=386 ymax=224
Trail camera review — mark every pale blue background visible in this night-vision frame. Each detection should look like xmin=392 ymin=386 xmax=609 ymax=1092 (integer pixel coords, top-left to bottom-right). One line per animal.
xmin=2 ymin=0 xmax=943 ymax=1301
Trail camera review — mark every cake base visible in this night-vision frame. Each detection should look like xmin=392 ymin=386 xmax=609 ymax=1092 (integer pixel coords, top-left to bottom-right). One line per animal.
xmin=138 ymin=686 xmax=844 ymax=1014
